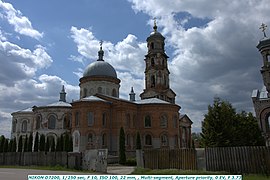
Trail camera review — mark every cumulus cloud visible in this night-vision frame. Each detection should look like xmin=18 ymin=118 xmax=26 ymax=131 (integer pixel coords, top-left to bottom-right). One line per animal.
xmin=0 ymin=40 xmax=53 ymax=86
xmin=127 ymin=0 xmax=269 ymax=132
xmin=70 ymin=27 xmax=147 ymax=77
xmin=0 ymin=0 xmax=43 ymax=40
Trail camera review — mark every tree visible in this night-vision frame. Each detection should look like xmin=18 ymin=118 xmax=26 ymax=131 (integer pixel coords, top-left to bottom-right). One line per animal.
xmin=201 ymin=97 xmax=265 ymax=147
xmin=234 ymin=112 xmax=264 ymax=146
xmin=34 ymin=132 xmax=39 ymax=152
xmin=119 ymin=127 xmax=126 ymax=164
xmin=68 ymin=135 xmax=73 ymax=152
xmin=3 ymin=139 xmax=8 ymax=152
xmin=12 ymin=138 xmax=17 ymax=152
xmin=18 ymin=136 xmax=23 ymax=152
xmin=8 ymin=139 xmax=13 ymax=152
xmin=45 ymin=136 xmax=50 ymax=152
xmin=0 ymin=135 xmax=5 ymax=152
xmin=56 ymin=137 xmax=61 ymax=151
xmin=39 ymin=134 xmax=45 ymax=151
xmin=64 ymin=133 xmax=70 ymax=152
xmin=51 ymin=138 xmax=55 ymax=152
xmin=23 ymin=135 xmax=28 ymax=152
xmin=28 ymin=133 xmax=33 ymax=152
xmin=136 ymin=132 xmax=142 ymax=149
xmin=192 ymin=132 xmax=202 ymax=148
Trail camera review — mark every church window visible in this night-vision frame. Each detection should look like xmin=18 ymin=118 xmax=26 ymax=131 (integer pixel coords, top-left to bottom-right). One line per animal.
xmin=161 ymin=134 xmax=168 ymax=146
xmin=150 ymin=42 xmax=154 ymax=49
xmin=88 ymin=133 xmax=93 ymax=144
xmin=102 ymin=133 xmax=107 ymax=147
xmin=75 ymin=112 xmax=80 ymax=127
xmin=126 ymin=134 xmax=130 ymax=146
xmin=266 ymin=116 xmax=270 ymax=132
xmin=133 ymin=114 xmax=137 ymax=128
xmin=145 ymin=134 xmax=152 ymax=146
xmin=151 ymin=75 xmax=155 ymax=87
xmin=83 ymin=88 xmax=87 ymax=98
xmin=21 ymin=120 xmax=27 ymax=133
xmin=182 ymin=127 xmax=186 ymax=148
xmin=126 ymin=114 xmax=131 ymax=128
xmin=144 ymin=115 xmax=151 ymax=128
xmin=173 ymin=115 xmax=178 ymax=128
xmin=98 ymin=87 xmax=102 ymax=93
xmin=174 ymin=135 xmax=178 ymax=147
xmin=87 ymin=112 xmax=94 ymax=127
xmin=160 ymin=114 xmax=168 ymax=128
xmin=63 ymin=113 xmax=71 ymax=129
xmin=133 ymin=134 xmax=136 ymax=148
xmin=74 ymin=133 xmax=79 ymax=147
xmin=151 ymin=58 xmax=154 ymax=66
xmin=48 ymin=115 xmax=56 ymax=129
xmin=102 ymin=113 xmax=106 ymax=127
xmin=112 ymin=89 xmax=117 ymax=97
xmin=36 ymin=115 xmax=41 ymax=130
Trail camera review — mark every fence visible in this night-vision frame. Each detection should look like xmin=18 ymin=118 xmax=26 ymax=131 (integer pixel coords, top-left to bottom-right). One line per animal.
xmin=0 ymin=152 xmax=82 ymax=169
xmin=143 ymin=148 xmax=197 ymax=170
xmin=205 ymin=146 xmax=270 ymax=174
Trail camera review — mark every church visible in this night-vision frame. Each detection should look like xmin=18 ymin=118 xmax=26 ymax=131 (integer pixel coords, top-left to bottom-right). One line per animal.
xmin=10 ymin=23 xmax=193 ymax=155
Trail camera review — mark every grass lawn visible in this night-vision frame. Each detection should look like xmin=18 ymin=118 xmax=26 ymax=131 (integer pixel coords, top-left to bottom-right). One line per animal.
xmin=132 ymin=167 xmax=270 ymax=180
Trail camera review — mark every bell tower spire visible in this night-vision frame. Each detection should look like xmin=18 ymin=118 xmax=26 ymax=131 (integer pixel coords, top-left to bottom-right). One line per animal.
xmin=140 ymin=20 xmax=176 ymax=103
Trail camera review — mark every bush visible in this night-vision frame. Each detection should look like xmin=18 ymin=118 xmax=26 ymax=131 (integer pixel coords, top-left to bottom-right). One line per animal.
xmin=125 ymin=158 xmax=137 ymax=166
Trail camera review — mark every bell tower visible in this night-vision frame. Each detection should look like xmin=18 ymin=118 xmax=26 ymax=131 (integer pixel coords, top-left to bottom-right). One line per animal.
xmin=252 ymin=23 xmax=270 ymax=146
xmin=140 ymin=20 xmax=176 ymax=103
xmin=257 ymin=23 xmax=270 ymax=97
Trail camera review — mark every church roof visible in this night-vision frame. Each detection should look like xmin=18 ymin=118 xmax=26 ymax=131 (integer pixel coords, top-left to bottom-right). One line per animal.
xmin=135 ymin=98 xmax=170 ymax=104
xmin=74 ymin=95 xmax=109 ymax=103
xmin=252 ymin=88 xmax=269 ymax=99
xmin=46 ymin=101 xmax=72 ymax=107
xmin=83 ymin=60 xmax=117 ymax=78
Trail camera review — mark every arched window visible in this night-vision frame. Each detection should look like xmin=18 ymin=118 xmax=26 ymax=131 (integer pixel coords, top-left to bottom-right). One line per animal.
xmin=161 ymin=134 xmax=168 ymax=146
xmin=48 ymin=115 xmax=56 ymax=129
xmin=102 ymin=133 xmax=107 ymax=147
xmin=126 ymin=114 xmax=130 ymax=128
xmin=12 ymin=119 xmax=17 ymax=132
xmin=160 ymin=114 xmax=168 ymax=128
xmin=36 ymin=115 xmax=41 ymax=129
xmin=102 ymin=113 xmax=106 ymax=127
xmin=151 ymin=75 xmax=155 ymax=87
xmin=145 ymin=134 xmax=152 ymax=146
xmin=63 ymin=113 xmax=71 ymax=129
xmin=126 ymin=134 xmax=130 ymax=146
xmin=21 ymin=120 xmax=27 ymax=133
xmin=151 ymin=58 xmax=155 ymax=66
xmin=75 ymin=112 xmax=80 ymax=127
xmin=83 ymin=88 xmax=87 ymax=98
xmin=112 ymin=89 xmax=117 ymax=97
xmin=98 ymin=87 xmax=102 ymax=94
xmin=150 ymin=42 xmax=154 ymax=49
xmin=87 ymin=112 xmax=94 ymax=126
xmin=266 ymin=116 xmax=270 ymax=132
xmin=144 ymin=115 xmax=151 ymax=128
xmin=88 ymin=133 xmax=93 ymax=144
xmin=74 ymin=133 xmax=79 ymax=147
xmin=173 ymin=115 xmax=178 ymax=128
xmin=182 ymin=127 xmax=186 ymax=148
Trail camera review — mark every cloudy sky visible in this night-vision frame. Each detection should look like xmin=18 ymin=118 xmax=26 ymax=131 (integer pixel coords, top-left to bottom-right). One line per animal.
xmin=0 ymin=0 xmax=269 ymax=137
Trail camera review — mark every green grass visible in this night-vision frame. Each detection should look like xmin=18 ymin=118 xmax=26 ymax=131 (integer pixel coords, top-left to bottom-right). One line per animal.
xmin=132 ymin=167 xmax=270 ymax=180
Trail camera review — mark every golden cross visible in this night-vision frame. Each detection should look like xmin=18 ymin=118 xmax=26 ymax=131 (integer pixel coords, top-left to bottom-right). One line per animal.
xmin=259 ymin=23 xmax=268 ymax=38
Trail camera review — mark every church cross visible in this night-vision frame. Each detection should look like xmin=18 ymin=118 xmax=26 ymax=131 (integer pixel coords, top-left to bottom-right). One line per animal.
xmin=259 ymin=23 xmax=268 ymax=38
xmin=99 ymin=40 xmax=103 ymax=49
